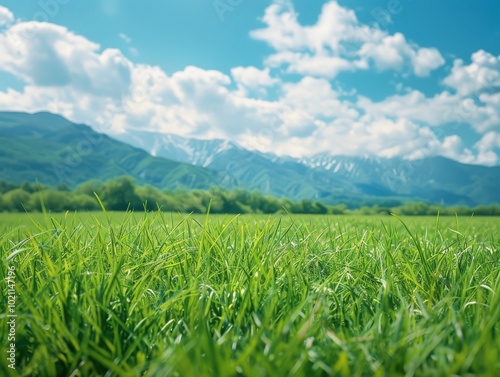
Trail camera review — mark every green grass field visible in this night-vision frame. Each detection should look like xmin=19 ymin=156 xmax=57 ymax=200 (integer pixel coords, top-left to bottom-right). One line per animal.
xmin=1 ymin=212 xmax=499 ymax=376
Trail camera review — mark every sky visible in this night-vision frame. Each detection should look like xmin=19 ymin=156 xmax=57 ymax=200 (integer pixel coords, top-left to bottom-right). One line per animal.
xmin=0 ymin=0 xmax=500 ymax=165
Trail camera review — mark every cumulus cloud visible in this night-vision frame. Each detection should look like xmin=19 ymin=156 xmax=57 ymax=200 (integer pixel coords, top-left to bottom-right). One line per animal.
xmin=474 ymin=132 xmax=500 ymax=165
xmin=231 ymin=66 xmax=279 ymax=96
xmin=359 ymin=33 xmax=444 ymax=76
xmin=358 ymin=51 xmax=500 ymax=136
xmin=436 ymin=135 xmax=476 ymax=165
xmin=0 ymin=85 xmax=122 ymax=132
xmin=251 ymin=0 xmax=444 ymax=78
xmin=0 ymin=3 xmax=497 ymax=165
xmin=281 ymin=76 xmax=357 ymax=119
xmin=0 ymin=6 xmax=14 ymax=27
xmin=358 ymin=90 xmax=454 ymax=126
xmin=413 ymin=47 xmax=446 ymax=77
xmin=0 ymin=22 xmax=133 ymax=97
xmin=247 ymin=116 xmax=440 ymax=159
xmin=444 ymin=50 xmax=500 ymax=97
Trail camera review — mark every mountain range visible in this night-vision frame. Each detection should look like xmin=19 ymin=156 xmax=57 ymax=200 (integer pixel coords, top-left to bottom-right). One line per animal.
xmin=1 ymin=111 xmax=499 ymax=206
xmin=115 ymin=129 xmax=500 ymax=206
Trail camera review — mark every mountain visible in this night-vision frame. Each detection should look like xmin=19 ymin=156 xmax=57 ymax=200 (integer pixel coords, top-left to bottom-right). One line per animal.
xmin=114 ymin=131 xmax=237 ymax=167
xmin=298 ymin=154 xmax=500 ymax=205
xmin=0 ymin=112 xmax=231 ymax=190
xmin=117 ymin=130 xmax=500 ymax=206
xmin=115 ymin=131 xmax=365 ymax=201
xmin=1 ymin=111 xmax=499 ymax=206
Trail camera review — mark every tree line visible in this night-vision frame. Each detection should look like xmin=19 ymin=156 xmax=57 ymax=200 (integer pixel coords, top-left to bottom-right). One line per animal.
xmin=1 ymin=177 xmax=500 ymax=216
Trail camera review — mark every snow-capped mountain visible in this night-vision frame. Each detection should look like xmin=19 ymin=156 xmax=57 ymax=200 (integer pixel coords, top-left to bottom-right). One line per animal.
xmin=298 ymin=154 xmax=386 ymax=178
xmin=114 ymin=131 xmax=500 ymax=206
xmin=114 ymin=130 xmax=344 ymax=199
xmin=114 ymin=131 xmax=238 ymax=167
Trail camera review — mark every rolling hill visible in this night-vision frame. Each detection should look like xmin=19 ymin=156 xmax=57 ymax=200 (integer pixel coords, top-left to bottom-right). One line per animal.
xmin=0 ymin=112 xmax=231 ymax=190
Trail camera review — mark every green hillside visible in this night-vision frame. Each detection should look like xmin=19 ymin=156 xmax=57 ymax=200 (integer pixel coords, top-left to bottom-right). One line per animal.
xmin=0 ymin=112 xmax=228 ymax=190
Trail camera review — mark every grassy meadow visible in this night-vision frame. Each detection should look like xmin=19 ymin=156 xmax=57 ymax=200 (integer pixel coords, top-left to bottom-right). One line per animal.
xmin=1 ymin=211 xmax=499 ymax=376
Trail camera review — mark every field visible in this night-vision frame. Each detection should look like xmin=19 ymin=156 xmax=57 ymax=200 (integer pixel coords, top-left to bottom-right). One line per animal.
xmin=1 ymin=211 xmax=500 ymax=376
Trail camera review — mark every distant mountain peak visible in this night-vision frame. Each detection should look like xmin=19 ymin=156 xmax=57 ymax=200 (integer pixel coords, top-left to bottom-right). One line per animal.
xmin=115 ymin=131 xmax=243 ymax=167
xmin=1 ymin=111 xmax=500 ymax=206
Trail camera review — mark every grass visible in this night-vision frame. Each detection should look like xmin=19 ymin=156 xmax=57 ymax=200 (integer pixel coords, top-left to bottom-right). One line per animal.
xmin=1 ymin=211 xmax=499 ymax=376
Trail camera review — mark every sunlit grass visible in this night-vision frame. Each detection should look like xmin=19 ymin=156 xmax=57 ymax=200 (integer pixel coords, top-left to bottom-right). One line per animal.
xmin=1 ymin=212 xmax=499 ymax=376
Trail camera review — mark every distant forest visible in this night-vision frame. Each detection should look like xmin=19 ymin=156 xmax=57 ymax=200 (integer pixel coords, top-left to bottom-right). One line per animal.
xmin=1 ymin=177 xmax=500 ymax=216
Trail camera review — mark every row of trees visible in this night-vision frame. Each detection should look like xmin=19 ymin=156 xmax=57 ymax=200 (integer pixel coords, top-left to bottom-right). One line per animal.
xmin=0 ymin=178 xmax=342 ymax=214
xmin=1 ymin=178 xmax=500 ymax=216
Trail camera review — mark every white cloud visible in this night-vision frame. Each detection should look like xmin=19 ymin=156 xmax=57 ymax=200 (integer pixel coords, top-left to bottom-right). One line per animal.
xmin=252 ymin=116 xmax=439 ymax=159
xmin=231 ymin=66 xmax=279 ymax=96
xmin=251 ymin=0 xmax=444 ymax=78
xmin=357 ymin=56 xmax=500 ymax=135
xmin=0 ymin=19 xmax=284 ymax=140
xmin=0 ymin=5 xmax=496 ymax=165
xmin=358 ymin=90 xmax=465 ymax=127
xmin=0 ymin=22 xmax=133 ymax=97
xmin=413 ymin=47 xmax=446 ymax=77
xmin=359 ymin=33 xmax=444 ymax=76
xmin=443 ymin=50 xmax=500 ymax=97
xmin=437 ymin=135 xmax=476 ymax=165
xmin=0 ymin=85 xmax=122 ymax=133
xmin=249 ymin=0 xmax=308 ymax=52
xmin=474 ymin=132 xmax=500 ymax=165
xmin=0 ymin=6 xmax=14 ymax=27
xmin=265 ymin=51 xmax=367 ymax=78
xmin=122 ymin=64 xmax=284 ymax=139
xmin=281 ymin=76 xmax=357 ymax=119
xmin=359 ymin=33 xmax=407 ymax=71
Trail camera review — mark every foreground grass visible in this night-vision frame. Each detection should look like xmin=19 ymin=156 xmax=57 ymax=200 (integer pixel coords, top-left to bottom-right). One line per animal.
xmin=1 ymin=212 xmax=499 ymax=376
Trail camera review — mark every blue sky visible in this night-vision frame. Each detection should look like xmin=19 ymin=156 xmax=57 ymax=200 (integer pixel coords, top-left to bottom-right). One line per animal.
xmin=0 ymin=0 xmax=500 ymax=164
